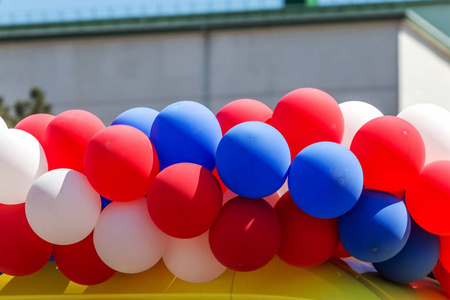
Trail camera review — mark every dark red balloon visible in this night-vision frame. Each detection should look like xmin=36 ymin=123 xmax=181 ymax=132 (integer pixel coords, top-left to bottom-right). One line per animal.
xmin=212 ymin=167 xmax=227 ymax=195
xmin=275 ymin=192 xmax=339 ymax=267
xmin=350 ymin=116 xmax=425 ymax=193
xmin=216 ymin=99 xmax=273 ymax=135
xmin=15 ymin=113 xmax=55 ymax=147
xmin=406 ymin=161 xmax=450 ymax=235
xmin=85 ymin=125 xmax=159 ymax=202
xmin=54 ymin=232 xmax=116 ymax=285
xmin=271 ymin=88 xmax=344 ymax=159
xmin=209 ymin=197 xmax=281 ymax=272
xmin=148 ymin=163 xmax=223 ymax=238
xmin=43 ymin=110 xmax=105 ymax=173
xmin=333 ymin=241 xmax=351 ymax=258
xmin=0 ymin=203 xmax=54 ymax=276
xmin=433 ymin=261 xmax=450 ymax=298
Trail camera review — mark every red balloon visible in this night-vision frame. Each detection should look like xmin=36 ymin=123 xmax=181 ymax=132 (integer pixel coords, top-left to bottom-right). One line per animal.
xmin=406 ymin=161 xmax=450 ymax=235
xmin=43 ymin=110 xmax=105 ymax=173
xmin=440 ymin=236 xmax=450 ymax=273
xmin=209 ymin=197 xmax=281 ymax=272
xmin=85 ymin=125 xmax=159 ymax=202
xmin=216 ymin=99 xmax=273 ymax=135
xmin=54 ymin=232 xmax=116 ymax=285
xmin=271 ymin=88 xmax=344 ymax=159
xmin=433 ymin=261 xmax=450 ymax=298
xmin=15 ymin=113 xmax=55 ymax=147
xmin=333 ymin=241 xmax=351 ymax=258
xmin=212 ymin=167 xmax=227 ymax=195
xmin=147 ymin=163 xmax=223 ymax=238
xmin=350 ymin=116 xmax=425 ymax=193
xmin=0 ymin=203 xmax=53 ymax=276
xmin=275 ymin=192 xmax=339 ymax=267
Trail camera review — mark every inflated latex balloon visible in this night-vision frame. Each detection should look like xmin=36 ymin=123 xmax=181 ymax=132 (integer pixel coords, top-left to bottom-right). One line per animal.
xmin=434 ymin=262 xmax=450 ymax=298
xmin=0 ymin=129 xmax=48 ymax=204
xmin=271 ymin=88 xmax=344 ymax=159
xmin=147 ymin=163 xmax=222 ymax=239
xmin=216 ymin=99 xmax=273 ymax=135
xmin=26 ymin=169 xmax=101 ymax=245
xmin=43 ymin=109 xmax=105 ymax=173
xmin=209 ymin=197 xmax=281 ymax=272
xmin=288 ymin=142 xmax=363 ymax=219
xmin=339 ymin=101 xmax=383 ymax=148
xmin=0 ymin=116 xmax=7 ymax=131
xmin=350 ymin=116 xmax=425 ymax=193
xmin=216 ymin=121 xmax=290 ymax=198
xmin=84 ymin=125 xmax=159 ymax=202
xmin=333 ymin=241 xmax=351 ymax=258
xmin=398 ymin=103 xmax=450 ymax=164
xmin=223 ymin=187 xmax=285 ymax=208
xmin=150 ymin=101 xmax=222 ymax=171
xmin=111 ymin=107 xmax=159 ymax=138
xmin=373 ymin=221 xmax=440 ymax=283
xmin=0 ymin=203 xmax=54 ymax=276
xmin=406 ymin=160 xmax=450 ymax=235
xmin=440 ymin=236 xmax=450 ymax=273
xmin=275 ymin=192 xmax=339 ymax=267
xmin=54 ymin=232 xmax=116 ymax=285
xmin=163 ymin=231 xmax=227 ymax=283
xmin=339 ymin=189 xmax=411 ymax=263
xmin=94 ymin=198 xmax=168 ymax=274
xmin=15 ymin=113 xmax=55 ymax=147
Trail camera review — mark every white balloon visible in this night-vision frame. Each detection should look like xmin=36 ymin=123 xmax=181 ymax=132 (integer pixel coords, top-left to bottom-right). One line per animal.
xmin=26 ymin=168 xmax=101 ymax=245
xmin=398 ymin=103 xmax=450 ymax=165
xmin=94 ymin=198 xmax=168 ymax=274
xmin=163 ymin=231 xmax=226 ymax=283
xmin=0 ymin=116 xmax=7 ymax=131
xmin=0 ymin=129 xmax=47 ymax=204
xmin=339 ymin=101 xmax=383 ymax=149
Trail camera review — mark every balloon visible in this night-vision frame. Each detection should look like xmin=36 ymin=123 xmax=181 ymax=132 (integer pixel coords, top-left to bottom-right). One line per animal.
xmin=209 ymin=197 xmax=281 ymax=272
xmin=339 ymin=101 xmax=383 ymax=148
xmin=147 ymin=163 xmax=223 ymax=238
xmin=93 ymin=198 xmax=168 ymax=274
xmin=0 ymin=203 xmax=53 ymax=276
xmin=333 ymin=241 xmax=351 ymax=258
xmin=216 ymin=99 xmax=272 ymax=135
xmin=373 ymin=221 xmax=440 ymax=283
xmin=0 ymin=129 xmax=47 ymax=204
xmin=212 ymin=168 xmax=227 ymax=195
xmin=434 ymin=262 xmax=450 ymax=298
xmin=43 ymin=109 xmax=105 ymax=173
xmin=441 ymin=236 xmax=450 ymax=273
xmin=271 ymin=88 xmax=344 ymax=159
xmin=216 ymin=121 xmax=290 ymax=198
xmin=54 ymin=232 xmax=116 ymax=285
xmin=350 ymin=116 xmax=425 ymax=193
xmin=0 ymin=116 xmax=7 ymax=131
xmin=275 ymin=192 xmax=339 ymax=267
xmin=163 ymin=231 xmax=227 ymax=283
xmin=26 ymin=169 xmax=101 ymax=245
xmin=100 ymin=196 xmax=112 ymax=210
xmin=111 ymin=107 xmax=159 ymax=138
xmin=339 ymin=189 xmax=411 ymax=263
xmin=223 ymin=186 xmax=286 ymax=207
xmin=84 ymin=125 xmax=159 ymax=202
xmin=288 ymin=142 xmax=363 ymax=219
xmin=405 ymin=161 xmax=450 ymax=235
xmin=15 ymin=113 xmax=55 ymax=147
xmin=150 ymin=101 xmax=222 ymax=171
xmin=398 ymin=103 xmax=450 ymax=164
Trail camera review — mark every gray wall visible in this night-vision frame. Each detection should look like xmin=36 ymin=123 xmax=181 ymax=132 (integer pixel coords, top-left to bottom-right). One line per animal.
xmin=0 ymin=19 xmax=400 ymax=124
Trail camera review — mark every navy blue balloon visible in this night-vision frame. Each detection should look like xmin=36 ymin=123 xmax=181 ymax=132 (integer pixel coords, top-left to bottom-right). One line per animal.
xmin=101 ymin=196 xmax=112 ymax=210
xmin=111 ymin=107 xmax=159 ymax=138
xmin=373 ymin=220 xmax=440 ymax=283
xmin=216 ymin=121 xmax=290 ymax=198
xmin=150 ymin=101 xmax=222 ymax=171
xmin=339 ymin=189 xmax=411 ymax=263
xmin=288 ymin=142 xmax=363 ymax=219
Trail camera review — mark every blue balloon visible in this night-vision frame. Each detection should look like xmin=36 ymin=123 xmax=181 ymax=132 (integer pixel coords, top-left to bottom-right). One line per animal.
xmin=339 ymin=189 xmax=411 ymax=263
xmin=111 ymin=107 xmax=159 ymax=138
xmin=150 ymin=101 xmax=222 ymax=171
xmin=101 ymin=196 xmax=112 ymax=210
xmin=216 ymin=121 xmax=290 ymax=198
xmin=373 ymin=220 xmax=440 ymax=283
xmin=288 ymin=142 xmax=363 ymax=219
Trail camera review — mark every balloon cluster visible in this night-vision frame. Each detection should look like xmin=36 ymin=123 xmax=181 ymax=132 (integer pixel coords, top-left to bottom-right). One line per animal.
xmin=1 ymin=88 xmax=450 ymax=294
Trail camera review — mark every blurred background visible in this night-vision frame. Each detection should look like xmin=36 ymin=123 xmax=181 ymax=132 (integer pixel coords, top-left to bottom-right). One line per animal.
xmin=0 ymin=0 xmax=448 ymax=124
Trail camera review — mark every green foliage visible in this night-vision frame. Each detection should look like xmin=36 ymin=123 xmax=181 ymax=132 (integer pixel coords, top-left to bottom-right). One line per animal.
xmin=0 ymin=87 xmax=52 ymax=128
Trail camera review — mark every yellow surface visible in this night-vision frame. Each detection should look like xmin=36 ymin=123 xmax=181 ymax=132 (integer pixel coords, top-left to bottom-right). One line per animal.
xmin=0 ymin=257 xmax=447 ymax=299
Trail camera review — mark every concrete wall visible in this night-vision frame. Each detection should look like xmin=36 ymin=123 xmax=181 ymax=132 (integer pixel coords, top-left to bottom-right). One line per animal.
xmin=398 ymin=22 xmax=450 ymax=112
xmin=0 ymin=20 xmax=400 ymax=124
